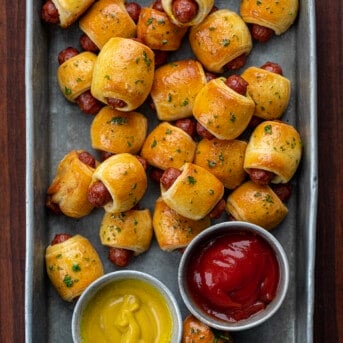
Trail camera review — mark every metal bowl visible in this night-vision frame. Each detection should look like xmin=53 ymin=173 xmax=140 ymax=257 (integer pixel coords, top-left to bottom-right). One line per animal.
xmin=178 ymin=221 xmax=289 ymax=331
xmin=72 ymin=270 xmax=183 ymax=342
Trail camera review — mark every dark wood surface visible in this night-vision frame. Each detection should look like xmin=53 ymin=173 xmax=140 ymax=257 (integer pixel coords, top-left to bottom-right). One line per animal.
xmin=0 ymin=0 xmax=342 ymax=342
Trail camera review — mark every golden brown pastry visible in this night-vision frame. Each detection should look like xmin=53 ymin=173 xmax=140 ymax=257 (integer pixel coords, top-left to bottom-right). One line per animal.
xmin=240 ymin=0 xmax=299 ymax=37
xmin=90 ymin=106 xmax=148 ymax=155
xmin=226 ymin=180 xmax=288 ymax=230
xmin=91 ymin=37 xmax=155 ymax=111
xmin=193 ymin=77 xmax=255 ymax=140
xmin=46 ymin=150 xmax=97 ymax=218
xmin=150 ymin=59 xmax=207 ymax=121
xmin=189 ymin=9 xmax=252 ymax=73
xmin=241 ymin=65 xmax=291 ymax=120
xmin=244 ymin=120 xmax=302 ymax=184
xmin=45 ymin=234 xmax=104 ymax=302
xmin=79 ymin=0 xmax=137 ymax=50
xmin=161 ymin=0 xmax=214 ymax=27
xmin=99 ymin=208 xmax=153 ymax=255
xmin=160 ymin=162 xmax=224 ymax=220
xmin=194 ymin=138 xmax=247 ymax=190
xmin=57 ymin=51 xmax=97 ymax=102
xmin=153 ymin=197 xmax=211 ymax=251
xmin=140 ymin=122 xmax=197 ymax=170
xmin=182 ymin=314 xmax=234 ymax=343
xmin=89 ymin=153 xmax=148 ymax=213
xmin=41 ymin=0 xmax=95 ymax=28
xmin=137 ymin=7 xmax=188 ymax=51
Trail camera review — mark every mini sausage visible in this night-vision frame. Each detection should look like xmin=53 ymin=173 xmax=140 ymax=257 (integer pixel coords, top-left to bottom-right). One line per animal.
xmin=79 ymin=33 xmax=100 ymax=53
xmin=225 ymin=53 xmax=247 ymax=71
xmin=174 ymin=118 xmax=196 ymax=138
xmin=41 ymin=0 xmax=60 ymax=24
xmin=106 ymin=97 xmax=127 ymax=109
xmin=51 ymin=233 xmax=73 ymax=245
xmin=46 ymin=196 xmax=63 ymax=215
xmin=87 ymin=181 xmax=112 ymax=207
xmin=154 ymin=50 xmax=169 ymax=68
xmin=251 ymin=24 xmax=274 ymax=43
xmin=271 ymin=183 xmax=292 ymax=202
xmin=160 ymin=167 xmax=182 ymax=190
xmin=125 ymin=2 xmax=142 ymax=23
xmin=248 ymin=168 xmax=275 ymax=185
xmin=58 ymin=47 xmax=79 ymax=65
xmin=261 ymin=61 xmax=283 ymax=75
xmin=209 ymin=198 xmax=226 ymax=219
xmin=136 ymin=155 xmax=148 ymax=170
xmin=108 ymin=247 xmax=134 ymax=267
xmin=152 ymin=0 xmax=164 ymax=12
xmin=78 ymin=151 xmax=96 ymax=168
xmin=196 ymin=122 xmax=215 ymax=140
xmin=150 ymin=167 xmax=164 ymax=183
xmin=225 ymin=74 xmax=248 ymax=96
xmin=75 ymin=90 xmax=104 ymax=115
xmin=171 ymin=0 xmax=198 ymax=24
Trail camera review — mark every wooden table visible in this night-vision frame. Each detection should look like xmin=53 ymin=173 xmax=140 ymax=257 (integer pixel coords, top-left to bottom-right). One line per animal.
xmin=0 ymin=0 xmax=341 ymax=342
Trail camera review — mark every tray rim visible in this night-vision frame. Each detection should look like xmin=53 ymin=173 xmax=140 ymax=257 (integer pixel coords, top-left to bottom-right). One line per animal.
xmin=24 ymin=0 xmax=318 ymax=341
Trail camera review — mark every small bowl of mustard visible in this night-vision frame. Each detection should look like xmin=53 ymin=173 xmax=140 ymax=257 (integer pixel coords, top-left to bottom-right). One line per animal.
xmin=72 ymin=270 xmax=182 ymax=342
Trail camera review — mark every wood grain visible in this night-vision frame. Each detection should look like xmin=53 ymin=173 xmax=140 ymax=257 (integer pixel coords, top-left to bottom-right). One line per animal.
xmin=0 ymin=0 xmax=342 ymax=342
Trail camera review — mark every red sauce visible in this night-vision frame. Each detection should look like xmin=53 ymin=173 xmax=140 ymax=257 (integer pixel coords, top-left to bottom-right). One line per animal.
xmin=186 ymin=231 xmax=280 ymax=322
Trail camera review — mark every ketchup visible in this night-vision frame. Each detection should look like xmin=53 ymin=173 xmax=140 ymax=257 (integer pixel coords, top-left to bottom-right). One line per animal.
xmin=186 ymin=231 xmax=280 ymax=322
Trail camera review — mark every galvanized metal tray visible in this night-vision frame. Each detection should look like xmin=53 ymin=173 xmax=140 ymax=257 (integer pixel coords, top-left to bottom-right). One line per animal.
xmin=25 ymin=0 xmax=318 ymax=341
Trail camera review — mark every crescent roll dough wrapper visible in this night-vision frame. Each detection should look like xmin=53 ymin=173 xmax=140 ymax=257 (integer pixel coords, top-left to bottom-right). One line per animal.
xmin=194 ymin=138 xmax=247 ymax=190
xmin=57 ymin=51 xmax=97 ymax=102
xmin=47 ymin=150 xmax=97 ymax=218
xmin=79 ymin=0 xmax=137 ymax=49
xmin=241 ymin=66 xmax=291 ymax=120
xmin=99 ymin=209 xmax=153 ymax=255
xmin=161 ymin=163 xmax=224 ymax=220
xmin=137 ymin=7 xmax=188 ymax=51
xmin=240 ymin=0 xmax=299 ymax=35
xmin=193 ymin=77 xmax=255 ymax=140
xmin=91 ymin=153 xmax=148 ymax=213
xmin=91 ymin=37 xmax=155 ymax=111
xmin=153 ymin=197 xmax=211 ymax=251
xmin=90 ymin=106 xmax=148 ymax=154
xmin=189 ymin=9 xmax=252 ymax=73
xmin=244 ymin=120 xmax=302 ymax=183
xmin=51 ymin=0 xmax=95 ymax=28
xmin=161 ymin=0 xmax=214 ymax=27
xmin=150 ymin=59 xmax=207 ymax=121
xmin=45 ymin=235 xmax=104 ymax=302
xmin=226 ymin=180 xmax=288 ymax=230
xmin=140 ymin=122 xmax=197 ymax=170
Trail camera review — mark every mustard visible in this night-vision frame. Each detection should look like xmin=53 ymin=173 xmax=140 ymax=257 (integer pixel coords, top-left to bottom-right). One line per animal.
xmin=80 ymin=278 xmax=173 ymax=343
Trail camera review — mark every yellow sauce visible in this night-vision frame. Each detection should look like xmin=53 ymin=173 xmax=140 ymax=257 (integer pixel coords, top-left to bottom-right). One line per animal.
xmin=80 ymin=278 xmax=174 ymax=343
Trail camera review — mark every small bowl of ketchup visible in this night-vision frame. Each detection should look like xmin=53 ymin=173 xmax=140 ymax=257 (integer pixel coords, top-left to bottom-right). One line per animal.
xmin=178 ymin=221 xmax=289 ymax=331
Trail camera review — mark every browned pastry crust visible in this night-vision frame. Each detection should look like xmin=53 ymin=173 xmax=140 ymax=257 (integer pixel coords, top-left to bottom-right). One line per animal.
xmin=90 ymin=106 xmax=148 ymax=154
xmin=57 ymin=51 xmax=97 ymax=102
xmin=140 ymin=121 xmax=197 ymax=170
xmin=226 ymin=180 xmax=288 ymax=230
xmin=240 ymin=0 xmax=299 ymax=35
xmin=52 ymin=0 xmax=95 ymax=28
xmin=189 ymin=9 xmax=252 ymax=73
xmin=244 ymin=120 xmax=302 ymax=183
xmin=153 ymin=197 xmax=211 ymax=251
xmin=45 ymin=234 xmax=104 ymax=301
xmin=79 ymin=0 xmax=137 ymax=49
xmin=161 ymin=162 xmax=224 ymax=220
xmin=193 ymin=77 xmax=255 ymax=140
xmin=150 ymin=59 xmax=207 ymax=121
xmin=47 ymin=150 xmax=97 ymax=218
xmin=241 ymin=66 xmax=291 ymax=120
xmin=91 ymin=37 xmax=155 ymax=111
xmin=194 ymin=138 xmax=248 ymax=190
xmin=99 ymin=208 xmax=153 ymax=255
xmin=137 ymin=7 xmax=188 ymax=51
xmin=90 ymin=153 xmax=148 ymax=213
